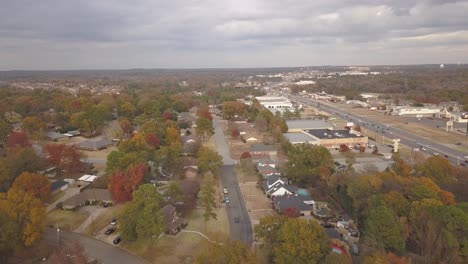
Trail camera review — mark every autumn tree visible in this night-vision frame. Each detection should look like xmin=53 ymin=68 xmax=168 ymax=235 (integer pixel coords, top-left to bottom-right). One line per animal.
xmin=416 ymin=156 xmax=455 ymax=185
xmin=196 ymin=240 xmax=258 ymax=264
xmin=365 ymin=206 xmax=405 ymax=254
xmin=119 ymin=118 xmax=133 ymax=135
xmin=0 ymin=212 xmax=18 ymax=264
xmin=231 ymin=128 xmax=240 ymax=138
xmin=118 ymin=101 xmax=136 ymax=119
xmin=197 ymin=105 xmax=212 ymax=120
xmin=255 ymin=215 xmax=329 ymax=263
xmin=166 ymin=126 xmax=181 ymax=146
xmin=45 ymin=144 xmax=84 ymax=176
xmin=145 ymin=133 xmax=160 ymax=149
xmin=119 ymin=184 xmax=165 ymax=241
xmin=6 ymin=131 xmax=30 ymax=148
xmin=21 ymin=116 xmax=45 ymax=139
xmin=10 ymin=172 xmax=51 ymax=202
xmin=109 ymin=163 xmax=147 ymax=203
xmin=154 ymin=145 xmax=182 ymax=178
xmin=197 ymin=147 xmax=223 ymax=178
xmin=0 ymin=188 xmax=46 ymax=247
xmin=200 ymin=173 xmax=217 ymax=231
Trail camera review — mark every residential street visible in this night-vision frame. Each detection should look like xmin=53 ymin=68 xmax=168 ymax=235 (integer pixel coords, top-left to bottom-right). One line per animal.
xmin=44 ymin=229 xmax=148 ymax=264
xmin=213 ymin=117 xmax=254 ymax=246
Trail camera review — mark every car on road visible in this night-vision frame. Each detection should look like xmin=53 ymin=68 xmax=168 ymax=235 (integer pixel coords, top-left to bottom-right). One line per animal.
xmin=113 ymin=236 xmax=121 ymax=245
xmin=433 ymin=152 xmax=439 ymax=156
xmin=223 ymin=188 xmax=228 ymax=194
xmin=225 ymin=197 xmax=230 ymax=203
xmin=105 ymin=227 xmax=116 ymax=235
xmin=420 ymin=146 xmax=427 ymax=151
xmin=111 ymin=218 xmax=119 ymax=225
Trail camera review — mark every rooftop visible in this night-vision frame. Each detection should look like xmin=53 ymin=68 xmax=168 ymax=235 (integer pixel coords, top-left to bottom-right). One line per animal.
xmin=283 ymin=132 xmax=318 ymax=144
xmin=274 ymin=195 xmax=311 ymax=213
xmin=306 ymin=129 xmax=362 ymax=139
xmin=286 ymin=119 xmax=333 ymax=131
xmin=250 ymin=144 xmax=277 ymax=152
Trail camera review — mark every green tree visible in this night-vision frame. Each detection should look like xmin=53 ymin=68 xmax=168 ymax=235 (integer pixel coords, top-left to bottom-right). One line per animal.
xmin=119 ymin=184 xmax=164 ymax=241
xmin=165 ymin=181 xmax=184 ymax=202
xmin=273 ymin=217 xmax=330 ymax=264
xmin=197 ymin=147 xmax=223 ymax=178
xmin=0 ymin=118 xmax=11 ymax=144
xmin=196 ymin=240 xmax=258 ymax=264
xmin=196 ymin=117 xmax=214 ymax=141
xmin=118 ymin=101 xmax=137 ymax=119
xmin=200 ymin=174 xmax=217 ymax=231
xmin=155 ymin=145 xmax=182 ymax=178
xmin=284 ymin=144 xmax=334 ymax=185
xmin=0 ymin=147 xmax=43 ymax=192
xmin=365 ymin=206 xmax=405 ymax=254
xmin=322 ymin=252 xmax=351 ymax=264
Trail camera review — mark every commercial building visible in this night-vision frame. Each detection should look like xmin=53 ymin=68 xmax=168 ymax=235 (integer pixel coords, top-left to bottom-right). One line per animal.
xmin=306 ymin=129 xmax=368 ymax=149
xmin=391 ymin=106 xmax=442 ymax=116
xmin=286 ymin=119 xmax=334 ymax=132
xmin=255 ymin=96 xmax=295 ymax=113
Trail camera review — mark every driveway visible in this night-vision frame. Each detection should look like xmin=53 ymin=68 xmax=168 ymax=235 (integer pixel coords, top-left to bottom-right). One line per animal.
xmin=47 ymin=187 xmax=81 ymax=212
xmin=213 ymin=117 xmax=254 ymax=246
xmin=74 ymin=206 xmax=108 ymax=233
xmin=44 ymin=229 xmax=148 ymax=264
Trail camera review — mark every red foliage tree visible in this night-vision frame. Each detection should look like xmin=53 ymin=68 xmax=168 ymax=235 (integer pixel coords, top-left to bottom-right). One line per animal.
xmin=339 ymin=144 xmax=350 ymax=152
xmin=284 ymin=207 xmax=300 ymax=218
xmin=231 ymin=128 xmax=240 ymax=138
xmin=45 ymin=144 xmax=83 ymax=176
xmin=240 ymin=152 xmax=251 ymax=159
xmin=163 ymin=111 xmax=173 ymax=120
xmin=109 ymin=163 xmax=146 ymax=203
xmin=145 ymin=133 xmax=160 ymax=148
xmin=7 ymin=131 xmax=31 ymax=148
xmin=197 ymin=106 xmax=212 ymax=120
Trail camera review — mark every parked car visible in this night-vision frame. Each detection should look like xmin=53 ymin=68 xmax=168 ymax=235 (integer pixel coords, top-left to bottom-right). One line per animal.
xmin=225 ymin=197 xmax=230 ymax=203
xmin=113 ymin=236 xmax=121 ymax=245
xmin=105 ymin=227 xmax=116 ymax=235
xmin=223 ymin=188 xmax=228 ymax=194
xmin=111 ymin=218 xmax=119 ymax=225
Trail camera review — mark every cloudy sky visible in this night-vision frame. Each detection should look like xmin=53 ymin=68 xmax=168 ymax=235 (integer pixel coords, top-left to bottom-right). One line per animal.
xmin=1 ymin=0 xmax=468 ymax=70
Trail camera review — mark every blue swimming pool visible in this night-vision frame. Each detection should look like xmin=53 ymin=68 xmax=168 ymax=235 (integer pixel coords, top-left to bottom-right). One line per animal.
xmin=298 ymin=188 xmax=310 ymax=196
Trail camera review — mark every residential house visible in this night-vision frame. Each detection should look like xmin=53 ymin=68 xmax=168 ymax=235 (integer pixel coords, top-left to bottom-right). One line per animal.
xmin=256 ymin=164 xmax=280 ymax=178
xmin=263 ymin=175 xmax=288 ymax=190
xmin=160 ymin=204 xmax=187 ymax=235
xmin=51 ymin=180 xmax=69 ymax=193
xmin=77 ymin=138 xmax=113 ymax=151
xmin=257 ymin=158 xmax=277 ymax=168
xmin=266 ymin=183 xmax=298 ymax=197
xmin=250 ymin=144 xmax=277 ymax=156
xmin=273 ymin=195 xmax=313 ymax=216
xmin=47 ymin=131 xmax=69 ymax=141
xmin=64 ymin=130 xmax=81 ymax=137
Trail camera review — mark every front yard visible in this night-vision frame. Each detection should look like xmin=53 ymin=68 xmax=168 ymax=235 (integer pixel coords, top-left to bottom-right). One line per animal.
xmin=46 ymin=209 xmax=89 ymax=231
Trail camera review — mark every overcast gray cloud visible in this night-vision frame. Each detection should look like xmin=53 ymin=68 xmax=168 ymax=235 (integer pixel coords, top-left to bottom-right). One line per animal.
xmin=1 ymin=0 xmax=467 ymax=70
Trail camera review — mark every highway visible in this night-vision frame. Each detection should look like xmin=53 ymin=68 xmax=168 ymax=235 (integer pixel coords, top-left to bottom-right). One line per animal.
xmin=291 ymin=95 xmax=468 ymax=166
xmin=213 ymin=117 xmax=254 ymax=246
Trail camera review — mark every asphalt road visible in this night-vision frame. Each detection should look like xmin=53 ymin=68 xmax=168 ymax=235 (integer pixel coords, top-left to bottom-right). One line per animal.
xmin=43 ymin=229 xmax=148 ymax=264
xmin=213 ymin=117 xmax=254 ymax=246
xmin=291 ymin=95 xmax=468 ymax=166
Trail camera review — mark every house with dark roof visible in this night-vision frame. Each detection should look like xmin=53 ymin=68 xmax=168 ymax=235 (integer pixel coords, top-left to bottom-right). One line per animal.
xmin=160 ymin=204 xmax=187 ymax=235
xmin=250 ymin=144 xmax=277 ymax=156
xmin=274 ymin=195 xmax=313 ymax=216
xmin=263 ymin=175 xmax=287 ymax=190
xmin=51 ymin=180 xmax=69 ymax=193
xmin=77 ymin=139 xmax=113 ymax=151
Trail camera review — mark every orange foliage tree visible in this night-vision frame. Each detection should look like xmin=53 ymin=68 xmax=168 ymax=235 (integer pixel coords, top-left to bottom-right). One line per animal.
xmin=11 ymin=172 xmax=51 ymax=202
xmin=44 ymin=144 xmax=84 ymax=176
xmin=109 ymin=163 xmax=147 ymax=203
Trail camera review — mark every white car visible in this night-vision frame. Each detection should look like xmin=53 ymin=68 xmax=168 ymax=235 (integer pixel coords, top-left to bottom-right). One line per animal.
xmin=223 ymin=188 xmax=228 ymax=194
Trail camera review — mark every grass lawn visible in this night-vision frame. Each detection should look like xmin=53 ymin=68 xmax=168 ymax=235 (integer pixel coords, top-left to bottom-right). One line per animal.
xmin=203 ymin=135 xmax=216 ymax=151
xmin=235 ymin=166 xmax=259 ymax=184
xmin=84 ymin=203 xmax=126 ymax=235
xmin=185 ymin=208 xmax=230 ymax=238
xmin=46 ymin=191 xmax=65 ymax=205
xmin=47 ymin=209 xmax=89 ymax=231
xmin=123 ymin=232 xmax=209 ymax=264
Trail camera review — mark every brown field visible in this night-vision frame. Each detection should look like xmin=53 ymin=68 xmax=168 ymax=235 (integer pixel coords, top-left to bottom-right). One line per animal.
xmin=47 ymin=209 xmax=89 ymax=231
